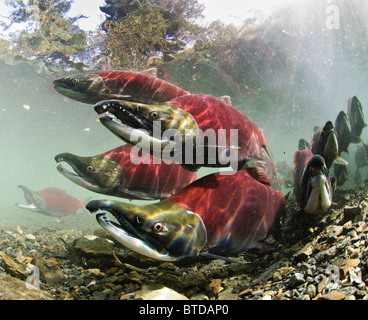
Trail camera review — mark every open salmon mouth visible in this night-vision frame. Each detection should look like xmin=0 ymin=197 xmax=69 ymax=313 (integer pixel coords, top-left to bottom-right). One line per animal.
xmin=15 ymin=185 xmax=45 ymax=211
xmin=95 ymin=100 xmax=153 ymax=133
xmin=86 ymin=199 xmax=207 ymax=262
xmin=87 ymin=200 xmax=176 ymax=261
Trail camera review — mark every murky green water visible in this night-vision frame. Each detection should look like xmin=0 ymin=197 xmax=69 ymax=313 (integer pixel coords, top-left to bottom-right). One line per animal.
xmin=1 ymin=0 xmax=368 ymax=231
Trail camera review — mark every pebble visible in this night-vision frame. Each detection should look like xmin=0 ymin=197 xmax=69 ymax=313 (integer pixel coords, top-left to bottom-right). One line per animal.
xmin=288 ymin=273 xmax=305 ymax=289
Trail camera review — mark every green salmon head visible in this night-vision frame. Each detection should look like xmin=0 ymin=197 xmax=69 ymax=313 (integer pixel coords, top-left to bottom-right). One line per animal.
xmin=335 ymin=111 xmax=351 ymax=137
xmin=53 ymin=74 xmax=105 ymax=104
xmin=86 ymin=200 xmax=207 ymax=261
xmin=15 ymin=185 xmax=47 ymax=212
xmin=55 ymin=153 xmax=123 ymax=194
xmin=94 ymin=100 xmax=200 ymax=155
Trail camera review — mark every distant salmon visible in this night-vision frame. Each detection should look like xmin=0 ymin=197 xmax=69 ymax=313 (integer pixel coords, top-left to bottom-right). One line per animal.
xmin=15 ymin=185 xmax=86 ymax=217
xmin=53 ymin=68 xmax=190 ymax=105
xmin=55 ymin=144 xmax=197 ymax=200
xmin=348 ymin=96 xmax=367 ymax=139
xmin=354 ymin=143 xmax=368 ymax=183
xmin=311 ymin=121 xmax=347 ymax=169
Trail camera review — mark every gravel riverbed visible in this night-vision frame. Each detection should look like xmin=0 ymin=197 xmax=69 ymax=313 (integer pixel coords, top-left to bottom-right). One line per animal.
xmin=1 ymin=181 xmax=368 ymax=300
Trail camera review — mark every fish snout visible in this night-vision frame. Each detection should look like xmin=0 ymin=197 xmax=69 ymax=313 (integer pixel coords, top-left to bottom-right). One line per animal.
xmin=86 ymin=200 xmax=115 ymax=213
xmin=55 ymin=153 xmax=74 ymax=163
xmin=303 ymin=155 xmax=332 ymax=214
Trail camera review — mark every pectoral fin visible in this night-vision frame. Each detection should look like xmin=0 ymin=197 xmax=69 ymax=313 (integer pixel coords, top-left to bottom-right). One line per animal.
xmin=334 ymin=156 xmax=348 ymax=166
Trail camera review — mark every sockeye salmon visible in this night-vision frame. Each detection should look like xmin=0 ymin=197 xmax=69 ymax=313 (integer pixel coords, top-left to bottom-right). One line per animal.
xmin=55 ymin=144 xmax=197 ymax=200
xmin=311 ymin=121 xmax=348 ymax=169
xmin=15 ymin=185 xmax=86 ymax=217
xmin=293 ymin=148 xmax=333 ymax=214
xmin=94 ymin=94 xmax=277 ymax=184
xmin=53 ymin=68 xmax=190 ymax=105
xmin=86 ymin=168 xmax=286 ymax=262
xmin=348 ymin=96 xmax=367 ymax=139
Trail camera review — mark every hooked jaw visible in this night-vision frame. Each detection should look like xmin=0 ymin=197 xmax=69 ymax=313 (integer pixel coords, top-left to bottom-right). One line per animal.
xmin=86 ymin=200 xmax=207 ymax=262
xmin=55 ymin=153 xmax=122 ymax=194
xmin=94 ymin=100 xmax=199 ymax=157
xmin=53 ymin=74 xmax=104 ymax=104
xmin=15 ymin=185 xmax=45 ymax=212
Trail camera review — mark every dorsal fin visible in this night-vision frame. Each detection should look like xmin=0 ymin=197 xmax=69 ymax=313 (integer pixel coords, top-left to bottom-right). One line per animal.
xmin=218 ymin=95 xmax=232 ymax=106
xmin=294 ymin=150 xmax=301 ymax=167
xmin=142 ymin=67 xmax=158 ymax=78
xmin=244 ymin=167 xmax=271 ymax=186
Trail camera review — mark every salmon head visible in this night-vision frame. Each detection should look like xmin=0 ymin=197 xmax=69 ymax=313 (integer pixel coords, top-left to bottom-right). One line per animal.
xmin=53 ymin=73 xmax=107 ymax=104
xmin=294 ymin=149 xmax=333 ymax=214
xmin=55 ymin=153 xmax=123 ymax=196
xmin=334 ymin=111 xmax=353 ymax=155
xmin=94 ymin=99 xmax=200 ymax=161
xmin=86 ymin=200 xmax=207 ymax=261
xmin=311 ymin=121 xmax=348 ymax=169
xmin=15 ymin=185 xmax=47 ymax=213
xmin=348 ymin=96 xmax=367 ymax=139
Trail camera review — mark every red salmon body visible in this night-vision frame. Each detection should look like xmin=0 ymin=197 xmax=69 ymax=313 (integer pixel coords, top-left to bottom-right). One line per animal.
xmin=105 ymin=145 xmax=198 ymax=199
xmin=167 ymin=94 xmax=272 ymax=164
xmin=164 ymin=169 xmax=286 ymax=256
xmin=93 ymin=70 xmax=190 ymax=104
xmin=38 ymin=188 xmax=86 ymax=216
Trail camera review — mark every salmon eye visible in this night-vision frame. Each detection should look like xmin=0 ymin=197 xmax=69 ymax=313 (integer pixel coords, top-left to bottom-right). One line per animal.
xmin=152 ymin=222 xmax=163 ymax=232
xmin=87 ymin=165 xmax=93 ymax=172
xmin=150 ymin=111 xmax=159 ymax=120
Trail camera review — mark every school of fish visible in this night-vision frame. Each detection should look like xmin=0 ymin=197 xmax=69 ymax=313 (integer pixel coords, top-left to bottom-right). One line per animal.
xmin=15 ymin=67 xmax=367 ymax=263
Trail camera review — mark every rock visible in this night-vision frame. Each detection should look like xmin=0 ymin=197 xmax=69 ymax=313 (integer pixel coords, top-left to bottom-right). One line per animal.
xmin=316 ymin=275 xmax=328 ymax=293
xmin=208 ymin=279 xmax=223 ymax=295
xmin=134 ymin=284 xmax=188 ymax=300
xmin=190 ymin=293 xmax=209 ymax=300
xmin=0 ymin=251 xmax=27 ymax=279
xmin=340 ymin=259 xmax=360 ymax=277
xmin=253 ymin=259 xmax=289 ymax=284
xmin=70 ymin=236 xmax=123 ymax=269
xmin=0 ymin=272 xmax=53 ymax=300
xmin=288 ymin=273 xmax=305 ymax=289
xmin=294 ymin=242 xmax=314 ymax=261
xmin=217 ymin=288 xmax=239 ymax=300
xmin=86 ymin=268 xmax=102 ymax=277
xmin=32 ymin=253 xmax=65 ymax=285
xmin=307 ymin=284 xmax=317 ymax=298
xmin=328 ymin=226 xmax=343 ymax=238
xmin=273 ymin=266 xmax=294 ymax=282
xmin=319 ymin=290 xmax=346 ymax=300
xmin=315 ymin=246 xmax=337 ymax=263
xmin=25 ymin=234 xmax=36 ymax=241
xmin=343 ymin=206 xmax=362 ymax=223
